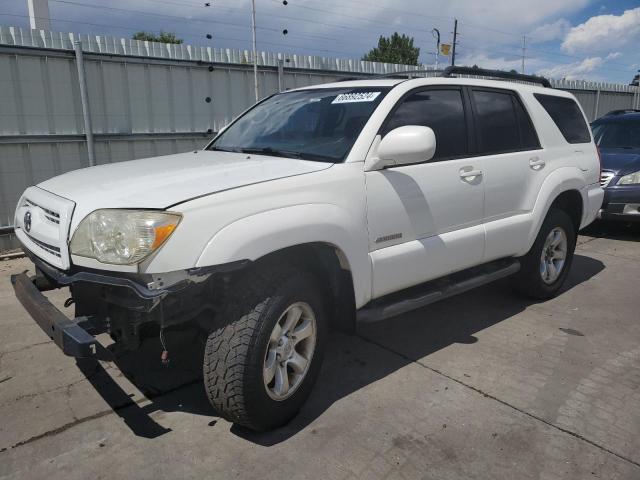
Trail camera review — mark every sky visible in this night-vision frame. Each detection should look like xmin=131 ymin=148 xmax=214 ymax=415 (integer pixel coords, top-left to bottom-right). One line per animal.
xmin=1 ymin=0 xmax=639 ymax=84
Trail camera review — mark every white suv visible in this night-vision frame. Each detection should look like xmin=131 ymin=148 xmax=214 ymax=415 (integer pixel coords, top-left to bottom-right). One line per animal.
xmin=12 ymin=67 xmax=603 ymax=431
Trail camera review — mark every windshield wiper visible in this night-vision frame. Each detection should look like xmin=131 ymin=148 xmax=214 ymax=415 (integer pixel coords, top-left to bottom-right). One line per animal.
xmin=208 ymin=146 xmax=242 ymax=153
xmin=239 ymin=147 xmax=304 ymax=158
xmin=240 ymin=147 xmax=336 ymax=163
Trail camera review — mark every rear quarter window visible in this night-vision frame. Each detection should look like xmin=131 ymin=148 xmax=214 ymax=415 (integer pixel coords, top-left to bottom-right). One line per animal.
xmin=534 ymin=93 xmax=591 ymax=144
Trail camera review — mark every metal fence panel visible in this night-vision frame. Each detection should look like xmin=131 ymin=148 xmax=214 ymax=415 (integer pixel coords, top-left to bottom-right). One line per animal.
xmin=598 ymin=92 xmax=636 ymax=117
xmin=0 ymin=55 xmax=20 ymax=135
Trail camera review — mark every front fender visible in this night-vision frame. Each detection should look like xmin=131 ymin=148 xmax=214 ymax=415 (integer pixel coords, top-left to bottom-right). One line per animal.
xmin=520 ymin=167 xmax=587 ymax=255
xmin=196 ymin=204 xmax=372 ymax=307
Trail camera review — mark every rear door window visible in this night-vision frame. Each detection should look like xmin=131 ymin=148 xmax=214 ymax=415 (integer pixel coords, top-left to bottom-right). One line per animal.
xmin=471 ymin=89 xmax=541 ymax=155
xmin=472 ymin=90 xmax=520 ymax=154
xmin=381 ymin=89 xmax=468 ymax=161
xmin=534 ymin=94 xmax=591 ymax=144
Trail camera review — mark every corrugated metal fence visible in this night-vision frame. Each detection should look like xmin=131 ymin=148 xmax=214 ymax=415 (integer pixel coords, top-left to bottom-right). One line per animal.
xmin=1 ymin=26 xmax=640 ymax=249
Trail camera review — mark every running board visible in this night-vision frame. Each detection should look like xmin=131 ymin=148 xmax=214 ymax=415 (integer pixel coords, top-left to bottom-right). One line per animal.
xmin=357 ymin=259 xmax=521 ymax=323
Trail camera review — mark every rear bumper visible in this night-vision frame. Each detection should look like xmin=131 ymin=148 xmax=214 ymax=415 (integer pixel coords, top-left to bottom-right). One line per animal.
xmin=11 ymin=272 xmax=99 ymax=357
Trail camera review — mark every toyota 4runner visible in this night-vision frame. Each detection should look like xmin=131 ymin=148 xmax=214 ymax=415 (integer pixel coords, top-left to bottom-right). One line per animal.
xmin=11 ymin=67 xmax=604 ymax=431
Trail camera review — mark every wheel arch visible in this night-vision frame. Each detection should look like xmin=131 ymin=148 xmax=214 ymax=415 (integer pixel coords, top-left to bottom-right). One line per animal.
xmin=523 ymin=167 xmax=586 ymax=254
xmin=196 ymin=204 xmax=370 ymax=326
xmin=248 ymin=242 xmax=357 ymax=333
xmin=549 ymin=189 xmax=583 ymax=233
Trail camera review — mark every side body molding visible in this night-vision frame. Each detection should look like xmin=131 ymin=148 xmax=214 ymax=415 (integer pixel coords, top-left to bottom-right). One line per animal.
xmin=196 ymin=204 xmax=372 ymax=308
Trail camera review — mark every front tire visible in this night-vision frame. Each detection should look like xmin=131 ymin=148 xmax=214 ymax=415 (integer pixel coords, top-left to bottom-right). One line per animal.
xmin=513 ymin=208 xmax=576 ymax=300
xmin=203 ymin=265 xmax=326 ymax=431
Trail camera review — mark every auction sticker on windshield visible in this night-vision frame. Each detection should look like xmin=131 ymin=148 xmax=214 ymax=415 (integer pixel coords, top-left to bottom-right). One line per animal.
xmin=332 ymin=92 xmax=381 ymax=104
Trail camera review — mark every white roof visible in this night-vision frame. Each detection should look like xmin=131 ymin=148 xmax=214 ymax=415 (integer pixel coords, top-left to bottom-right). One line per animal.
xmin=291 ymin=76 xmax=571 ymax=98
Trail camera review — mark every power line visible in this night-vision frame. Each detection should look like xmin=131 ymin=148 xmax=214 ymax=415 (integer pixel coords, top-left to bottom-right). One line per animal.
xmin=0 ymin=11 xmax=365 ymax=57
xmin=45 ymin=0 xmax=385 ymax=50
xmin=150 ymin=0 xmax=637 ymax=70
xmin=7 ymin=0 xmax=636 ymax=76
xmin=272 ymin=0 xmax=454 ymax=23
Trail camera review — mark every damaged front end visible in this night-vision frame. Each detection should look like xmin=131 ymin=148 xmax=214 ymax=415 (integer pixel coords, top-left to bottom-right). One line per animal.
xmin=12 ymin=250 xmax=249 ymax=358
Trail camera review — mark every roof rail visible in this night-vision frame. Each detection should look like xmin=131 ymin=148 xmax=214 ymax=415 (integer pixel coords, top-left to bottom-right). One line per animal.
xmin=363 ymin=69 xmax=441 ymax=80
xmin=344 ymin=66 xmax=552 ymax=88
xmin=604 ymin=109 xmax=640 ymax=116
xmin=442 ymin=66 xmax=552 ymax=88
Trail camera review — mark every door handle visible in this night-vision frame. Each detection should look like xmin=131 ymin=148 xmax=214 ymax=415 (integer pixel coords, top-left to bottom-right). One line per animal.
xmin=529 ymin=157 xmax=545 ymax=170
xmin=459 ymin=168 xmax=483 ymax=182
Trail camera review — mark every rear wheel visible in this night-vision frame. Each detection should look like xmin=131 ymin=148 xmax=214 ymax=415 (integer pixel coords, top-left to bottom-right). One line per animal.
xmin=513 ymin=208 xmax=576 ymax=300
xmin=203 ymin=265 xmax=326 ymax=431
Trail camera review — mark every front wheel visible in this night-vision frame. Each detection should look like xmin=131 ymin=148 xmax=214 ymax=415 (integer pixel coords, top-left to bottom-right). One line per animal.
xmin=203 ymin=266 xmax=326 ymax=431
xmin=513 ymin=208 xmax=576 ymax=300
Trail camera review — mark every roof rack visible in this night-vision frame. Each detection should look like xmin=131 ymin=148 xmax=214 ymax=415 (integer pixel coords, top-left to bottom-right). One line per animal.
xmin=337 ymin=69 xmax=440 ymax=81
xmin=359 ymin=66 xmax=552 ymax=88
xmin=604 ymin=109 xmax=640 ymax=116
xmin=442 ymin=66 xmax=552 ymax=88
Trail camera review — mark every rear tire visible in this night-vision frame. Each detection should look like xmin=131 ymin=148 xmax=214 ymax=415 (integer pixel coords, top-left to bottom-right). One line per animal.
xmin=203 ymin=265 xmax=327 ymax=431
xmin=513 ymin=208 xmax=576 ymax=300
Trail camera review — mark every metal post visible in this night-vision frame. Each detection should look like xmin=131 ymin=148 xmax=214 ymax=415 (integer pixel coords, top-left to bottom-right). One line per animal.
xmin=250 ymin=0 xmax=259 ymax=102
xmin=27 ymin=0 xmax=51 ymax=30
xmin=277 ymin=58 xmax=284 ymax=92
xmin=451 ymin=19 xmax=458 ymax=67
xmin=73 ymin=40 xmax=95 ymax=167
xmin=521 ymin=35 xmax=526 ymax=74
xmin=432 ymin=28 xmax=440 ymax=71
xmin=593 ymin=88 xmax=601 ymax=121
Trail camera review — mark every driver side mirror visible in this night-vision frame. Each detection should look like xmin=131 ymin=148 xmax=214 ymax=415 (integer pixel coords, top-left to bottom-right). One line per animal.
xmin=368 ymin=125 xmax=436 ymax=170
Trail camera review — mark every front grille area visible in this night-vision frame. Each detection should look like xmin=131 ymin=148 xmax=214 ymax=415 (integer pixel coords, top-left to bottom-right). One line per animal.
xmin=24 ymin=232 xmax=61 ymax=258
xmin=15 ymin=186 xmax=75 ymax=270
xmin=25 ymin=198 xmax=60 ymax=225
xmin=600 ymin=171 xmax=615 ymax=188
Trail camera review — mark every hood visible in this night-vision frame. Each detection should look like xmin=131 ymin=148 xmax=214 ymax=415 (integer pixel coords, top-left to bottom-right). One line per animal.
xmin=599 ymin=148 xmax=640 ymax=176
xmin=37 ymin=150 xmax=333 ymax=209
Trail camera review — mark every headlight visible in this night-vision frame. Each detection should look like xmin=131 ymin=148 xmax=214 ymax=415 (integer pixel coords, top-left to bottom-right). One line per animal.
xmin=70 ymin=210 xmax=181 ymax=265
xmin=618 ymin=170 xmax=640 ymax=185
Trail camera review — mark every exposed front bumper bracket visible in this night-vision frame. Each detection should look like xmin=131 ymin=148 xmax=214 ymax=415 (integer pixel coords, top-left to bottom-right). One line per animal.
xmin=11 ymin=272 xmax=99 ymax=357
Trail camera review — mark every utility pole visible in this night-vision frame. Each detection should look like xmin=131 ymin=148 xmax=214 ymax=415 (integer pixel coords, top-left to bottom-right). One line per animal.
xmin=432 ymin=28 xmax=440 ymax=70
xmin=521 ymin=35 xmax=526 ymax=74
xmin=27 ymin=0 xmax=50 ymax=30
xmin=451 ymin=19 xmax=458 ymax=67
xmin=250 ymin=0 xmax=259 ymax=102
xmin=73 ymin=41 xmax=95 ymax=166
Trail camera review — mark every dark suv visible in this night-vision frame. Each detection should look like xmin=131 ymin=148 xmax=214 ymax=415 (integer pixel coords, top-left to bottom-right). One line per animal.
xmin=592 ymin=109 xmax=640 ymax=222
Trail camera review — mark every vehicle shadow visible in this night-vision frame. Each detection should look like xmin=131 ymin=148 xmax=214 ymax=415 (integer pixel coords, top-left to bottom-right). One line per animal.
xmin=581 ymin=220 xmax=640 ymax=242
xmin=75 ymin=329 xmax=210 ymax=439
xmin=75 ymin=254 xmax=604 ymax=443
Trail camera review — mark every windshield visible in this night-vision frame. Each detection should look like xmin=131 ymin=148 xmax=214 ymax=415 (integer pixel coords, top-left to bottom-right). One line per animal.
xmin=592 ymin=121 xmax=640 ymax=149
xmin=207 ymin=87 xmax=391 ymax=162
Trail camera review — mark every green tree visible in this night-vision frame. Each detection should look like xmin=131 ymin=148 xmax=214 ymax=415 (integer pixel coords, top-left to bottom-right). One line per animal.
xmin=362 ymin=33 xmax=420 ymax=65
xmin=132 ymin=31 xmax=183 ymax=44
